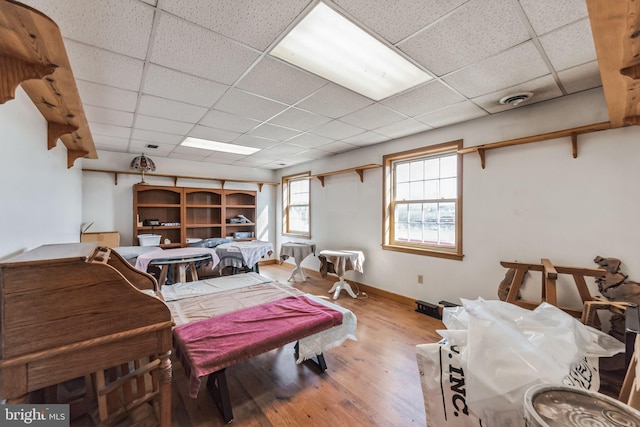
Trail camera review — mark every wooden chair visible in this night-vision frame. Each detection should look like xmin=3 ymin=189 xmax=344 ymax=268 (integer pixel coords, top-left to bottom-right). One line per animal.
xmin=87 ymin=356 xmax=163 ymax=426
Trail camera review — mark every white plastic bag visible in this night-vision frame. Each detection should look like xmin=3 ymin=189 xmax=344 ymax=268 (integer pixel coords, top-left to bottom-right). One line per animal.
xmin=419 ymin=298 xmax=624 ymax=426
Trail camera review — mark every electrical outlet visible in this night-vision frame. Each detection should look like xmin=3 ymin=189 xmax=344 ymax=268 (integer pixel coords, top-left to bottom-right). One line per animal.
xmin=417 ymin=274 xmax=424 ymax=284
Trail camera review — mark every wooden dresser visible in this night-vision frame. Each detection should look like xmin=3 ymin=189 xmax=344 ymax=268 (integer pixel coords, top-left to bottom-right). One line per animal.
xmin=0 ymin=242 xmax=172 ymax=426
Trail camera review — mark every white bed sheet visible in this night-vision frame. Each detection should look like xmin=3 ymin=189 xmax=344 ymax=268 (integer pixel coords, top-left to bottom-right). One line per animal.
xmin=161 ymin=273 xmax=357 ymax=363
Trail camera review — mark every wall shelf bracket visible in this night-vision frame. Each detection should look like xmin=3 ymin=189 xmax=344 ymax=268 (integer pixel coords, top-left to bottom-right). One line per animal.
xmin=313 ymin=164 xmax=381 ymax=187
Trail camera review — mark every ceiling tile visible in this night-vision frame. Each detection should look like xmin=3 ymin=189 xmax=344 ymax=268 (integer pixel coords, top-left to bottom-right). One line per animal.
xmin=442 ymin=42 xmax=549 ymax=98
xmin=215 ymin=89 xmax=288 ymax=121
xmin=143 ymin=64 xmax=229 ymax=107
xmin=138 ymin=95 xmax=208 ymax=123
xmin=131 ymin=129 xmax=184 ymax=145
xmin=286 ymin=133 xmax=335 ymax=149
xmin=129 ymin=140 xmax=175 ymax=155
xmin=89 ymin=122 xmax=132 ymax=139
xmin=160 ymin=0 xmax=310 ymax=51
xmin=268 ymin=108 xmax=332 ymax=132
xmin=415 ymin=101 xmax=488 ymax=128
xmin=247 ymin=123 xmax=301 ymax=141
xmin=168 ymin=152 xmax=209 ymax=162
xmin=318 ymin=141 xmax=360 ymax=154
xmin=558 ymin=61 xmax=602 ymax=94
xmin=204 ymin=152 xmax=246 ymax=162
xmin=236 ymin=57 xmax=328 ymax=104
xmin=149 ymin=13 xmax=260 ymax=84
xmin=64 ymin=39 xmax=144 ymax=91
xmin=340 ymin=103 xmax=407 ymax=130
xmin=233 ymin=135 xmax=278 ymax=150
xmin=382 ymin=80 xmax=466 ymax=116
xmin=21 ymin=0 xmax=154 ymax=59
xmin=200 ymin=110 xmax=261 ymax=133
xmin=471 ymin=75 xmax=562 ymax=114
xmin=84 ymin=105 xmax=134 ymax=127
xmin=134 ymin=115 xmax=194 ymax=135
xmin=296 ymin=83 xmax=374 ymax=118
xmin=91 ymin=135 xmax=130 ymax=149
xmin=310 ymin=120 xmax=366 ymax=140
xmin=187 ymin=125 xmax=241 ymax=143
xmin=233 ymin=157 xmax=275 ymax=166
xmin=398 ymin=0 xmax=529 ymax=76
xmin=519 ymin=0 xmax=588 ymax=36
xmin=76 ymin=80 xmax=138 ymax=112
xmin=334 ymin=0 xmax=469 ymax=44
xmin=539 ymin=19 xmax=597 ymax=72
xmin=374 ymin=119 xmax=432 ymax=139
xmin=342 ymin=131 xmax=389 ymax=146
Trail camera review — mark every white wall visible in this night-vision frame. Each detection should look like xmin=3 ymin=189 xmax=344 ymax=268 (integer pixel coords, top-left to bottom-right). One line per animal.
xmin=0 ymin=88 xmax=83 ymax=260
xmin=82 ymin=151 xmax=277 ymax=251
xmin=276 ymin=88 xmax=640 ymax=309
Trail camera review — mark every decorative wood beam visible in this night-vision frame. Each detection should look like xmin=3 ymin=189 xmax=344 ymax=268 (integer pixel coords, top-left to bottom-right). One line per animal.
xmin=586 ymin=0 xmax=640 ymax=128
xmin=67 ymin=149 xmax=88 ymax=169
xmin=0 ymin=55 xmax=56 ymax=104
xmin=47 ymin=121 xmax=78 ymax=150
xmin=0 ymin=1 xmax=97 ymax=167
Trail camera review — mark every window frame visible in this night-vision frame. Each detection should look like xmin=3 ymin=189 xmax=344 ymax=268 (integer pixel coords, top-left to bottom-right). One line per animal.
xmin=282 ymin=171 xmax=311 ymax=238
xmin=382 ymin=140 xmax=463 ymax=260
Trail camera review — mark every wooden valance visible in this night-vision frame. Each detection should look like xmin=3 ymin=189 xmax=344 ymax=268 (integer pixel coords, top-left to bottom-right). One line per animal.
xmin=0 ymin=0 xmax=97 ymax=168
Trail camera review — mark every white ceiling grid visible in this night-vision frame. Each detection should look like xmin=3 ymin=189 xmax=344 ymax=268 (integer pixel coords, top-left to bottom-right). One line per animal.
xmin=20 ymin=0 xmax=600 ymax=169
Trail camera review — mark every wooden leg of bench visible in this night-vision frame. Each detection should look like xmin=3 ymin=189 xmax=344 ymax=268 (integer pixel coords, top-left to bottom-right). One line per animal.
xmin=207 ymin=369 xmax=233 ymax=423
xmin=294 ymin=342 xmax=328 ymax=372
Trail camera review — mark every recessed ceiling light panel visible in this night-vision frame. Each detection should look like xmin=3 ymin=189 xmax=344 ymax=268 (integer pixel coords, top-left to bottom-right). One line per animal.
xmin=181 ymin=137 xmax=260 ymax=155
xmin=270 ymin=2 xmax=432 ymax=101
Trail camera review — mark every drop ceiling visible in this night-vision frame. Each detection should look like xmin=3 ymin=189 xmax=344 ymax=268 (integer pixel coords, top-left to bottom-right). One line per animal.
xmin=20 ymin=0 xmax=602 ymax=170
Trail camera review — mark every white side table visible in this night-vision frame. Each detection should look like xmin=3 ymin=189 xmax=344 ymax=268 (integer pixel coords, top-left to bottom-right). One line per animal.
xmin=318 ymin=250 xmax=365 ymax=299
xmin=280 ymin=242 xmax=316 ymax=281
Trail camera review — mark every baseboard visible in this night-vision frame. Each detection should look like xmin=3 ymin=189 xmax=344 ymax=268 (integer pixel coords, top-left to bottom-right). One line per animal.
xmin=299 ymin=267 xmax=417 ymax=308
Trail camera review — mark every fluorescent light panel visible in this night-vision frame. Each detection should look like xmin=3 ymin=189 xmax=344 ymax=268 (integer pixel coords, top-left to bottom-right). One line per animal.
xmin=181 ymin=137 xmax=260 ymax=155
xmin=270 ymin=2 xmax=432 ymax=101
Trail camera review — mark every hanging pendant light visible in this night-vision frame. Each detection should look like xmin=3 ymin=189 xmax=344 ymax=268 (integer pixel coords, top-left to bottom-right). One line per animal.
xmin=130 ymin=153 xmax=156 ymax=184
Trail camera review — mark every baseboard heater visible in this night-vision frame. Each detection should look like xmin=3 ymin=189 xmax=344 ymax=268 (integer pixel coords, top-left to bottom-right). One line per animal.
xmin=415 ymin=300 xmax=460 ymax=320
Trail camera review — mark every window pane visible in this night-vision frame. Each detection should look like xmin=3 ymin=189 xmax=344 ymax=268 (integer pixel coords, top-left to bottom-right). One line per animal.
xmin=439 ymin=224 xmax=455 ymax=246
xmin=395 ymin=203 xmax=408 ymax=223
xmin=395 ymin=221 xmax=408 ymax=242
xmin=424 ymin=158 xmax=440 ymax=179
xmin=396 ymin=162 xmax=410 ymax=183
xmin=409 ymin=223 xmax=422 ymax=242
xmin=408 ymin=203 xmax=422 ymax=223
xmin=423 ymin=203 xmax=438 ymax=223
xmin=289 ymin=206 xmax=309 ymax=232
xmin=440 ymin=155 xmax=457 ymax=177
xmin=439 ymin=202 xmax=455 ymax=225
xmin=440 ymin=177 xmax=456 ymax=199
xmin=410 ymin=161 xmax=424 ymax=181
xmin=424 ymin=180 xmax=439 ymax=199
xmin=423 ymin=222 xmax=438 ymax=244
xmin=396 ymin=182 xmax=410 ymax=200
xmin=409 ymin=181 xmax=423 ymax=199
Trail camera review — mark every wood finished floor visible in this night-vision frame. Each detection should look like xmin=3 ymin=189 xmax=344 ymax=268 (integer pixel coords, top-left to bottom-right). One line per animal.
xmin=70 ymin=263 xmax=444 ymax=427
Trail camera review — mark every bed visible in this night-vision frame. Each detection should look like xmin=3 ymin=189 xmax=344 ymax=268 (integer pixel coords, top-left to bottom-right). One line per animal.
xmin=160 ymin=272 xmax=357 ymax=422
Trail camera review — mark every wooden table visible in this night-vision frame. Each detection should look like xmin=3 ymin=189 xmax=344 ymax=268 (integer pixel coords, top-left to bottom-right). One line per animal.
xmin=135 ymin=247 xmax=220 ymax=286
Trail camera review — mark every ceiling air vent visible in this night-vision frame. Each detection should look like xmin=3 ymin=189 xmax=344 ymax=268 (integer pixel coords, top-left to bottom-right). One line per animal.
xmin=499 ymin=92 xmax=533 ymax=106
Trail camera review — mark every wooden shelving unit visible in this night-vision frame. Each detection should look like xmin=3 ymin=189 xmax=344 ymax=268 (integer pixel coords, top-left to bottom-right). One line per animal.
xmin=312 ymin=164 xmax=381 ymax=187
xmin=0 ymin=0 xmax=97 ymax=168
xmin=133 ymin=185 xmax=257 ymax=247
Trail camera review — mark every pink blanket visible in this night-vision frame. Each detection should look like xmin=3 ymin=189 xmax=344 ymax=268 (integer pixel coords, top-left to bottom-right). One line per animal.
xmin=173 ymin=295 xmax=343 ymax=398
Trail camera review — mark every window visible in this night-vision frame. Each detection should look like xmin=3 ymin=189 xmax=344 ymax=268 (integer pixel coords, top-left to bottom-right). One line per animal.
xmin=283 ymin=172 xmax=311 ymax=237
xmin=382 ymin=140 xmax=463 ymax=260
